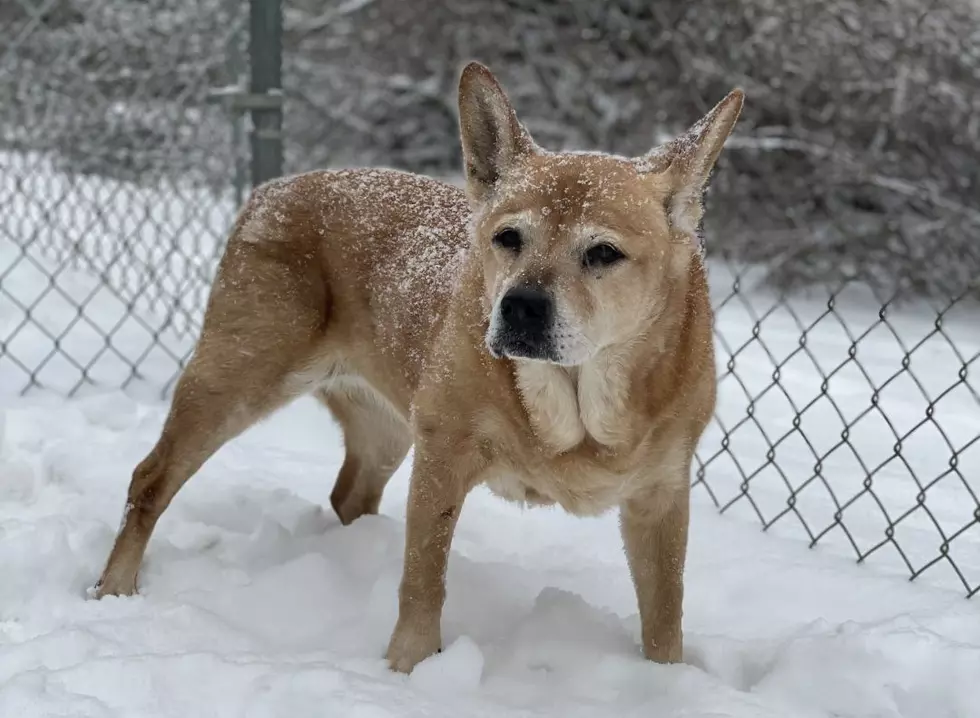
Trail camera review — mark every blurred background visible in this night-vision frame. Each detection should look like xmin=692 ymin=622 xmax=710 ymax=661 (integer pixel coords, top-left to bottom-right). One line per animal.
xmin=5 ymin=0 xmax=979 ymax=295
xmin=0 ymin=0 xmax=978 ymax=594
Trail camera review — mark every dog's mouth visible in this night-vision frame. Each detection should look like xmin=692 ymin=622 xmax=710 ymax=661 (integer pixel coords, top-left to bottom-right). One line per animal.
xmin=487 ymin=332 xmax=559 ymax=363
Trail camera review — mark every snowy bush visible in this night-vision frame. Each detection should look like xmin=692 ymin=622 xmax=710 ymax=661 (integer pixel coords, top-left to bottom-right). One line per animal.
xmin=3 ymin=0 xmax=978 ymax=298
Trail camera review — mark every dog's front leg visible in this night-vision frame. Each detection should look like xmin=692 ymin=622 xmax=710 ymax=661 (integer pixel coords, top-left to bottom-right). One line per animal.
xmin=385 ymin=440 xmax=474 ymax=673
xmin=619 ymin=482 xmax=690 ymax=664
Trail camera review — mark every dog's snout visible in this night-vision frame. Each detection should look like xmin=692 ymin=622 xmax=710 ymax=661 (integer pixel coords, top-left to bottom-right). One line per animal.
xmin=500 ymin=286 xmax=552 ymax=332
xmin=488 ymin=285 xmax=558 ymax=361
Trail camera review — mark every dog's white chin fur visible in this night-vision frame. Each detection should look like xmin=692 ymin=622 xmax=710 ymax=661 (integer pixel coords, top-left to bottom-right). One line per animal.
xmin=550 ymin=336 xmax=597 ymax=366
xmin=484 ymin=332 xmax=597 ymax=367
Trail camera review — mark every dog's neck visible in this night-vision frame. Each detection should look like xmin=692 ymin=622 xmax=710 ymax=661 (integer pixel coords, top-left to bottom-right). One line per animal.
xmin=513 ymin=268 xmax=694 ymax=455
xmin=514 ymin=339 xmax=659 ymax=453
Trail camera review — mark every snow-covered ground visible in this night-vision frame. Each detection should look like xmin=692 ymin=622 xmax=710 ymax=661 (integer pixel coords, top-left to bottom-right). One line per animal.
xmin=1 ymin=158 xmax=978 ymax=717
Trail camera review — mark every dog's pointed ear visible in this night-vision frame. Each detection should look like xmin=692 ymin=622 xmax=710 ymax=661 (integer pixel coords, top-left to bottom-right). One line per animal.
xmin=637 ymin=89 xmax=744 ymax=237
xmin=457 ymin=62 xmax=534 ymax=202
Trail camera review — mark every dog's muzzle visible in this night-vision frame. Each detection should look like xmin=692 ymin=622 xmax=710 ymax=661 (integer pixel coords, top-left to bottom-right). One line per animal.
xmin=488 ymin=285 xmax=557 ymax=361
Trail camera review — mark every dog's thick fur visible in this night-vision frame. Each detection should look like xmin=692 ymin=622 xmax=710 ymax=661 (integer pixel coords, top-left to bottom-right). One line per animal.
xmin=93 ymin=63 xmax=743 ymax=674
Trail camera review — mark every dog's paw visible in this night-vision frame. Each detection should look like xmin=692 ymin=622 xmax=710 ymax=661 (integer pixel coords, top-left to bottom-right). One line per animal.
xmin=385 ymin=620 xmax=442 ymax=674
xmin=88 ymin=577 xmax=137 ymax=600
xmin=643 ymin=638 xmax=683 ymax=665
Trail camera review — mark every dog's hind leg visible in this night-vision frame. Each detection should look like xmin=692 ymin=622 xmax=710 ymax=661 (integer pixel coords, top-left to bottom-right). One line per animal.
xmin=93 ymin=353 xmax=294 ymax=598
xmin=319 ymin=385 xmax=412 ymax=525
xmin=93 ymin=234 xmax=329 ymax=598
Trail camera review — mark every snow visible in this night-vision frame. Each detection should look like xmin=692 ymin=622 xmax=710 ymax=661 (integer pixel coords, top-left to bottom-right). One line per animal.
xmin=2 ymin=158 xmax=979 ymax=717
xmin=2 ymin=395 xmax=978 ymax=717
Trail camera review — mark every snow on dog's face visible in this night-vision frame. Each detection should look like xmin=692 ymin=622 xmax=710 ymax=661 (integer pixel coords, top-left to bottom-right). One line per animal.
xmin=477 ymin=158 xmax=677 ymax=366
xmin=456 ymin=62 xmax=742 ymax=367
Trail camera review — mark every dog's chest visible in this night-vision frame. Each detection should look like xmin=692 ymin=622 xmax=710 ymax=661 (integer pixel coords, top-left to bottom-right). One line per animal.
xmin=482 ymin=457 xmax=641 ymax=516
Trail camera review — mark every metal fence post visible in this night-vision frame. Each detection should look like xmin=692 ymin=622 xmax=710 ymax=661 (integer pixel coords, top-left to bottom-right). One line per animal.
xmin=225 ymin=0 xmax=248 ymax=205
xmin=249 ymin=0 xmax=283 ymax=186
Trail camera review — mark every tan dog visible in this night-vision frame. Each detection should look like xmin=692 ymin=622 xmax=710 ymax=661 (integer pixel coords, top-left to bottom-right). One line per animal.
xmin=93 ymin=62 xmax=743 ymax=674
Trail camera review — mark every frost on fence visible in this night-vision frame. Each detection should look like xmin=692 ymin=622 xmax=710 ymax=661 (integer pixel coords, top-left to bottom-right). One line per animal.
xmin=0 ymin=0 xmax=247 ymax=395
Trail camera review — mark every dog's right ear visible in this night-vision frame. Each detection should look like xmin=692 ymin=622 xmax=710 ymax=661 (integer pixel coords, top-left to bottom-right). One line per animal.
xmin=457 ymin=62 xmax=534 ymax=203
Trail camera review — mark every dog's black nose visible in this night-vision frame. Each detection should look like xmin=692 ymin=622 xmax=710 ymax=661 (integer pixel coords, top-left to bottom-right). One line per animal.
xmin=500 ymin=285 xmax=552 ymax=335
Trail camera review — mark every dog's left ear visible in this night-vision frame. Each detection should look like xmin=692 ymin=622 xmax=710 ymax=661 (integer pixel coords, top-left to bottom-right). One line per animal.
xmin=638 ymin=89 xmax=744 ymax=237
xmin=457 ymin=62 xmax=535 ymax=203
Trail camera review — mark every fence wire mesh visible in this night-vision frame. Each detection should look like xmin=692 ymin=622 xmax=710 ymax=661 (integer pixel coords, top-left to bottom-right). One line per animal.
xmin=0 ymin=0 xmax=977 ymax=597
xmin=697 ymin=262 xmax=979 ymax=598
xmin=0 ymin=0 xmax=247 ymax=396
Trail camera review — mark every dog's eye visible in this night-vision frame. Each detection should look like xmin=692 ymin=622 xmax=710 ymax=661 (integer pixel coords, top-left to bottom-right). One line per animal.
xmin=492 ymin=228 xmax=523 ymax=253
xmin=583 ymin=243 xmax=625 ymax=269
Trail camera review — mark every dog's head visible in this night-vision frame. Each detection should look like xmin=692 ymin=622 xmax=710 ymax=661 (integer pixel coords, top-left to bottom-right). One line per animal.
xmin=457 ymin=62 xmax=742 ymax=366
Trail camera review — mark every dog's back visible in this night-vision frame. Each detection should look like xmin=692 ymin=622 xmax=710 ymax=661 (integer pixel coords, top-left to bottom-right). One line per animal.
xmin=228 ymin=167 xmax=472 ymax=406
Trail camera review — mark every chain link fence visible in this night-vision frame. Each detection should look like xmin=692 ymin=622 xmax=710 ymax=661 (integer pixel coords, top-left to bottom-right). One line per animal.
xmin=1 ymin=0 xmax=977 ymax=597
xmin=697 ymin=263 xmax=979 ymax=598
xmin=0 ymin=0 xmax=248 ymax=396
